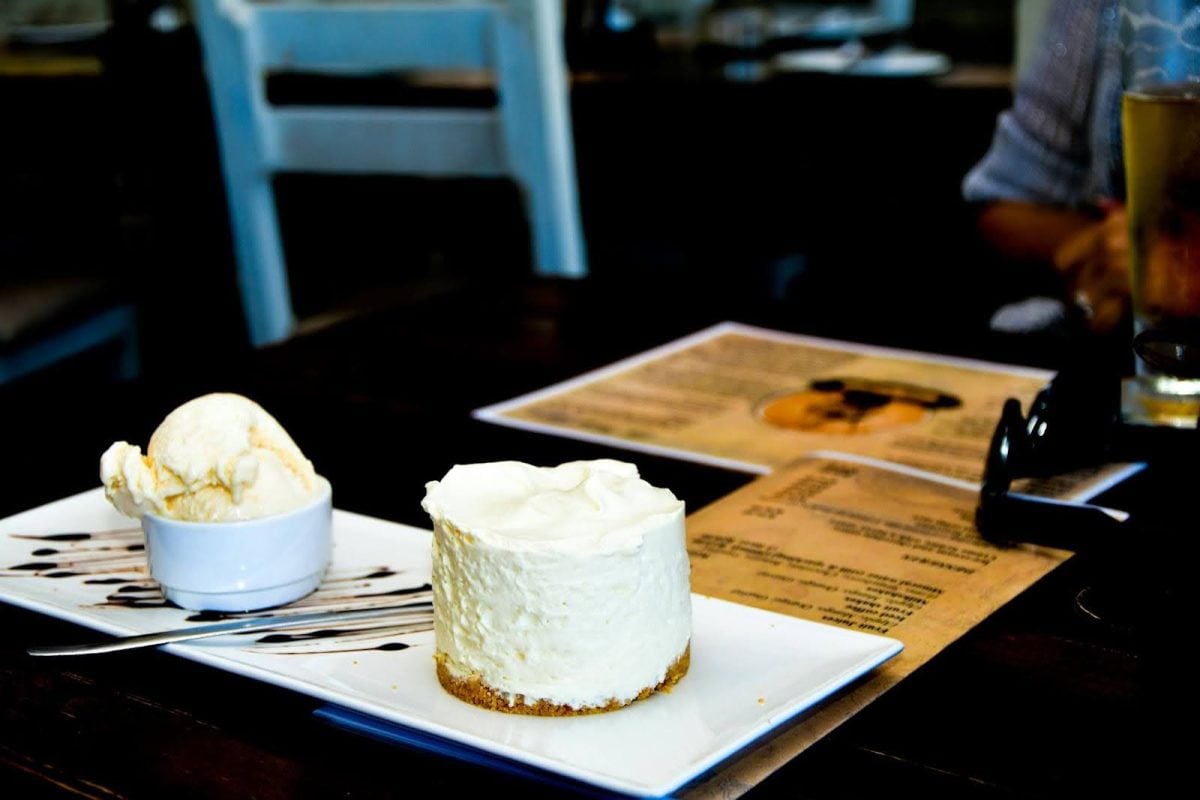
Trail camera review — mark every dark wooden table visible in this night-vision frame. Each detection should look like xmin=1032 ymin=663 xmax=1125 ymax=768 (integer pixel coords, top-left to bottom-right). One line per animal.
xmin=0 ymin=277 xmax=1188 ymax=798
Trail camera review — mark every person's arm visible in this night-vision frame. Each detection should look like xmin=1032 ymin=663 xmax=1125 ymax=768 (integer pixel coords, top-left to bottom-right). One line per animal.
xmin=976 ymin=201 xmax=1097 ymax=264
xmin=978 ymin=200 xmax=1129 ymax=333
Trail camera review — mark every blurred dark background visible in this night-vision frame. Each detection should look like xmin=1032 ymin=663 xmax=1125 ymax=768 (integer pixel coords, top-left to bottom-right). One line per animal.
xmin=0 ymin=2 xmax=1028 ymax=361
xmin=0 ymin=0 xmax=1040 ymax=518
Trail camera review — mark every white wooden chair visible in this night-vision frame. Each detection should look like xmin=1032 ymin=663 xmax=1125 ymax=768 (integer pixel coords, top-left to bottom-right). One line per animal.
xmin=190 ymin=0 xmax=588 ymax=346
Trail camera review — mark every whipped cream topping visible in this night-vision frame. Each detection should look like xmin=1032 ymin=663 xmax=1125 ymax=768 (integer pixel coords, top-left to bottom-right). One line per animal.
xmin=421 ymin=459 xmax=683 ymax=553
xmin=423 ymin=459 xmax=692 ymax=711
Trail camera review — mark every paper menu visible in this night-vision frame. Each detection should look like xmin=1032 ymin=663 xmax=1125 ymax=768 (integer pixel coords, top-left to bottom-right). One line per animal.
xmin=475 ymin=322 xmax=1104 ymax=492
xmin=678 ymin=452 xmax=1074 ymax=798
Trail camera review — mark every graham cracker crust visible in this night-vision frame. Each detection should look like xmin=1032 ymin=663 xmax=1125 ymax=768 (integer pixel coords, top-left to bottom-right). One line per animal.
xmin=434 ymin=644 xmax=691 ymax=716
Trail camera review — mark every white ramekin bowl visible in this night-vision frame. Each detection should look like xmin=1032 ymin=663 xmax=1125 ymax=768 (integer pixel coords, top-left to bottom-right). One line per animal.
xmin=142 ymin=477 xmax=332 ymax=612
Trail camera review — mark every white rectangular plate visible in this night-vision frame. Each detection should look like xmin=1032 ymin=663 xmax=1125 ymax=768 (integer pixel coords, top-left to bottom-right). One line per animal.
xmin=0 ymin=489 xmax=902 ymax=797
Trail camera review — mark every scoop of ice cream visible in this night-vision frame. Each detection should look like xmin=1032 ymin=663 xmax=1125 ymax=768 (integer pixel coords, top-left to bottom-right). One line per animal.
xmin=100 ymin=393 xmax=320 ymax=522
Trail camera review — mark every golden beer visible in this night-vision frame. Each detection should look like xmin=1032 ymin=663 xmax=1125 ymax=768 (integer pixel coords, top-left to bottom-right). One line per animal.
xmin=1122 ymin=84 xmax=1200 ymax=424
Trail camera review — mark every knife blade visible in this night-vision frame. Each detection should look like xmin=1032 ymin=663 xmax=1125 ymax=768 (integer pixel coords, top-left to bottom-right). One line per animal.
xmin=27 ymin=601 xmax=434 ymax=656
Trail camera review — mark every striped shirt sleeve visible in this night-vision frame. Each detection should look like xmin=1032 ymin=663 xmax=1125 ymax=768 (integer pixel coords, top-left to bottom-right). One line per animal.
xmin=963 ymin=0 xmax=1110 ymax=208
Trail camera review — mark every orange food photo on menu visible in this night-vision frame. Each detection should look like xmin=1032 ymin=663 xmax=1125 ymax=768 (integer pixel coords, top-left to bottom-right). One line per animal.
xmin=756 ymin=378 xmax=961 ymax=435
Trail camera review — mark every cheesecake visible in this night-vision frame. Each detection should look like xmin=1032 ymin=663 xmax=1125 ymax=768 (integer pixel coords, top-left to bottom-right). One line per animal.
xmin=421 ymin=459 xmax=691 ymax=715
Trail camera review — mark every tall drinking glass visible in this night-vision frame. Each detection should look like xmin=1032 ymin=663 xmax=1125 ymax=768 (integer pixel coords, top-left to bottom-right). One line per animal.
xmin=1121 ymin=0 xmax=1200 ymax=427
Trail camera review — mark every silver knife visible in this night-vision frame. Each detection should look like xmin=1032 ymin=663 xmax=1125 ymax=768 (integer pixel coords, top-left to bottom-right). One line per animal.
xmin=27 ymin=601 xmax=434 ymax=656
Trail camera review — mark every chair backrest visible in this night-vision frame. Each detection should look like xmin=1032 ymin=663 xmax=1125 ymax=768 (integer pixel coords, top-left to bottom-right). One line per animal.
xmin=191 ymin=0 xmax=588 ymax=346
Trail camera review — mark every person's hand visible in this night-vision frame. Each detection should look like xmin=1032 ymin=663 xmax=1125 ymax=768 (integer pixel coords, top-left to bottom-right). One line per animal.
xmin=1052 ymin=202 xmax=1130 ymax=334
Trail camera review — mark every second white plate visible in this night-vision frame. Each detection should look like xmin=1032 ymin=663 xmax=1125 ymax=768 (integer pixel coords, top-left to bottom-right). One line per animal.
xmin=774 ymin=47 xmax=951 ymax=77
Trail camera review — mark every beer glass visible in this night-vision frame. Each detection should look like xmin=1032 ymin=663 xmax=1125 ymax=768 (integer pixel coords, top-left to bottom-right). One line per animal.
xmin=1121 ymin=0 xmax=1200 ymax=426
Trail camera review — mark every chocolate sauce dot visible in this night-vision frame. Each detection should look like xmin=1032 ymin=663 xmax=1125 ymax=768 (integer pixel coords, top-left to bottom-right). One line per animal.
xmin=308 ymin=628 xmax=346 ymax=639
xmin=257 ymin=634 xmax=296 ymax=644
xmin=378 ymin=583 xmax=433 ymax=597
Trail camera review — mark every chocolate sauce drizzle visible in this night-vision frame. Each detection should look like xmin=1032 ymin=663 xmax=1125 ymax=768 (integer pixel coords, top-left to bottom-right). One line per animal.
xmin=251 ymin=618 xmax=431 ymax=653
xmin=3 ymin=527 xmax=434 ymax=655
xmin=4 ymin=528 xmax=145 ymax=581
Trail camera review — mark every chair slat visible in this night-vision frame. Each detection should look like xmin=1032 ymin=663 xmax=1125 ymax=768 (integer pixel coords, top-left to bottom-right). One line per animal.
xmin=253 ymin=4 xmax=494 ymax=73
xmin=268 ymin=107 xmax=505 ymax=175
